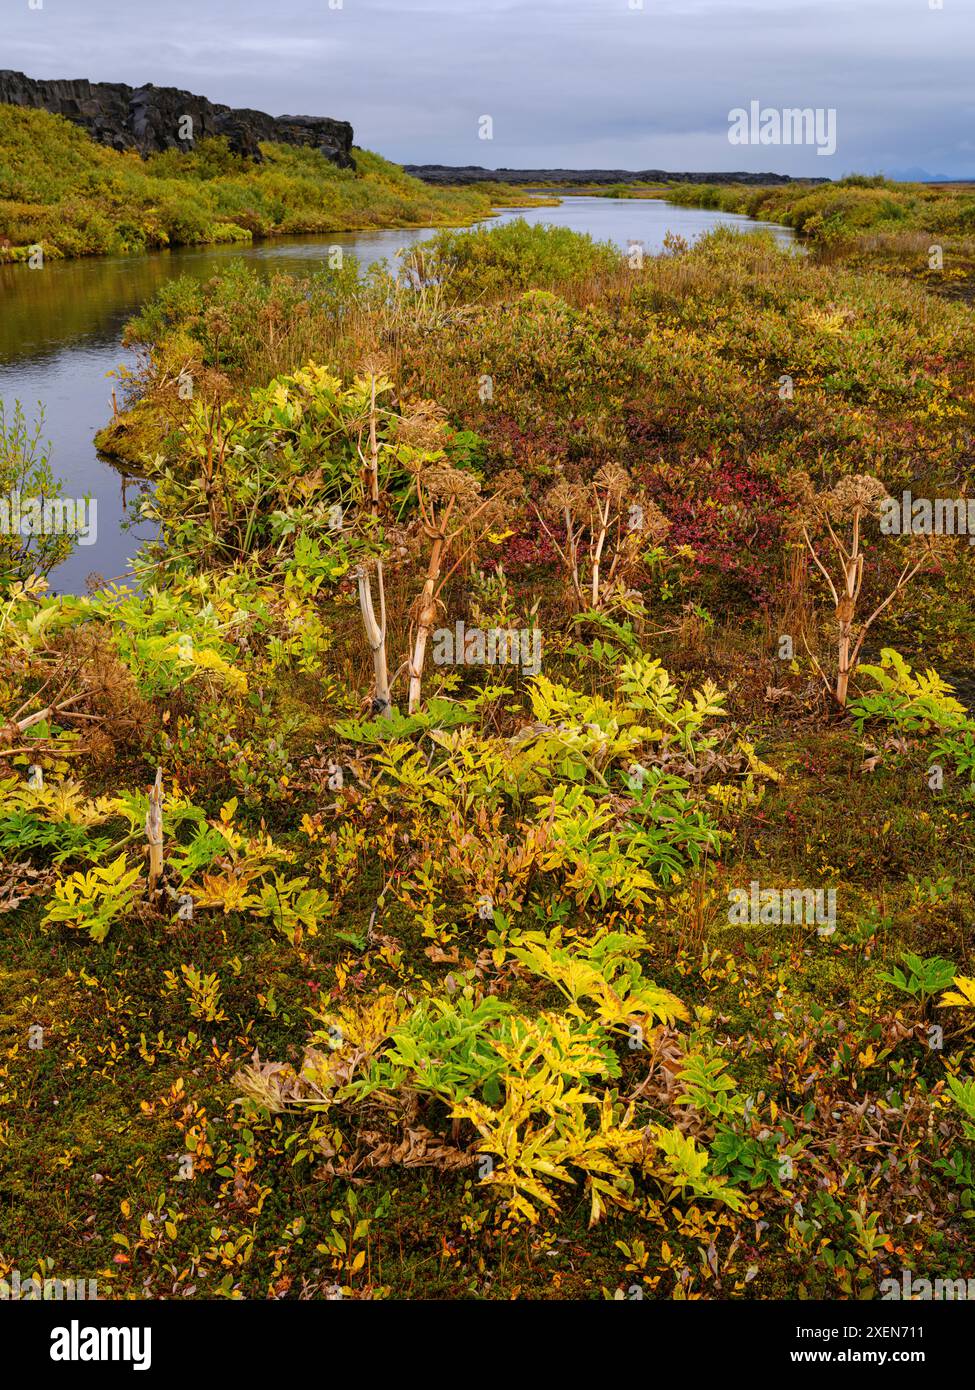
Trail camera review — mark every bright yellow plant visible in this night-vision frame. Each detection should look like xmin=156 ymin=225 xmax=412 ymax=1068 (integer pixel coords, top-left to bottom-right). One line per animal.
xmin=43 ymin=854 xmax=144 ymax=942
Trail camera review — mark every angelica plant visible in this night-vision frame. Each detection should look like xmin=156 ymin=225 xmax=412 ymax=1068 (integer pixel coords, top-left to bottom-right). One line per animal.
xmin=788 ymin=472 xmax=941 ymax=708
xmin=402 ymin=451 xmax=516 ymax=715
xmin=535 ymin=464 xmax=669 ymax=612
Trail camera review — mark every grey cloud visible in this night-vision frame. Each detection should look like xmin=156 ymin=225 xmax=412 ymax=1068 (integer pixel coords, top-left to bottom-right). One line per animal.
xmin=2 ymin=0 xmax=973 ymax=176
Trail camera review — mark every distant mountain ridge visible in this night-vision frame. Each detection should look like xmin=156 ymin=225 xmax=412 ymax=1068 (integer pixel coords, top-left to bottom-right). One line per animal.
xmin=404 ymin=165 xmax=828 ymax=187
xmin=884 ymin=166 xmax=972 ymax=184
xmin=0 ymin=69 xmax=354 ymax=167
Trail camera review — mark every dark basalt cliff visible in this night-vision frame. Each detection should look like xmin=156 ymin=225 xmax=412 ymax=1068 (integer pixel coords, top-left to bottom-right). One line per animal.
xmin=0 ymin=70 xmax=354 ymax=167
xmin=404 ymin=165 xmax=824 ymax=187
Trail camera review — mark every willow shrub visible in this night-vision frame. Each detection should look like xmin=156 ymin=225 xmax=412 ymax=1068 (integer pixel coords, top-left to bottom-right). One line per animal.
xmin=409 ymin=217 xmax=622 ymax=304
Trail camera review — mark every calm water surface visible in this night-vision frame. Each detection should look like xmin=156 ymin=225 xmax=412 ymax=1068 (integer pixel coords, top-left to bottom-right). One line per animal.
xmin=0 ymin=197 xmax=793 ymax=593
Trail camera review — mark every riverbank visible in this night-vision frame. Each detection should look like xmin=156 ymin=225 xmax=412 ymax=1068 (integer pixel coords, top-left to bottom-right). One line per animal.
xmin=665 ymin=175 xmax=975 ymax=282
xmin=664 ymin=173 xmax=975 ymax=237
xmin=0 ymin=104 xmax=548 ymax=262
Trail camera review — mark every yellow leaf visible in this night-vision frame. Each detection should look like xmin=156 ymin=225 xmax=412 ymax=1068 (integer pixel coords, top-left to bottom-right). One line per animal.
xmin=942 ymin=976 xmax=975 ymax=1010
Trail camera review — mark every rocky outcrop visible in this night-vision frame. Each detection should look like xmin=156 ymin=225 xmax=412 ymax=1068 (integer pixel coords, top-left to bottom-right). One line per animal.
xmin=404 ymin=165 xmax=824 ymax=187
xmin=0 ymin=70 xmax=354 ymax=167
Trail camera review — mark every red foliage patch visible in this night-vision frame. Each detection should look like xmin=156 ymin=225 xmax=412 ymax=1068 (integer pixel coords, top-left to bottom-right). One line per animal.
xmin=637 ymin=449 xmax=788 ymax=605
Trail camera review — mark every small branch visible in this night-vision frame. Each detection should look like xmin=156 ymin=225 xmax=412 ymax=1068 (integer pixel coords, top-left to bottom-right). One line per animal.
xmin=146 ymin=768 xmax=164 ymax=895
xmin=800 ymin=523 xmax=839 ymax=607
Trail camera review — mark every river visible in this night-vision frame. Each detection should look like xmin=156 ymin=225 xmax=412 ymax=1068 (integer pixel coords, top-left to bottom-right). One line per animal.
xmin=0 ymin=196 xmax=793 ymax=594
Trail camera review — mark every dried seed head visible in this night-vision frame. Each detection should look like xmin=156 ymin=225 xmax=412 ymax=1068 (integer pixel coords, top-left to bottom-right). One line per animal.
xmin=593 ymin=462 xmax=630 ymax=503
xmin=824 ymin=474 xmax=891 ymax=522
xmin=543 ymin=478 xmax=590 ymax=523
xmin=639 ymin=498 xmax=671 ymax=543
xmin=421 ymin=463 xmax=482 ymax=508
xmin=395 ymin=399 xmax=448 ymax=451
xmin=359 ymin=356 xmax=391 ymax=382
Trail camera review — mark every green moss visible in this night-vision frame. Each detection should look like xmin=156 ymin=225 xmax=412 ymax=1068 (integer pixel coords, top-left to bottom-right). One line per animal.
xmin=94 ymin=402 xmax=178 ymax=467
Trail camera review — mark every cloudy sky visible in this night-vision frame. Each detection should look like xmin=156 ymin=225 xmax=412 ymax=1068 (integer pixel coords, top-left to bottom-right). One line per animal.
xmin=4 ymin=0 xmax=974 ymax=177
